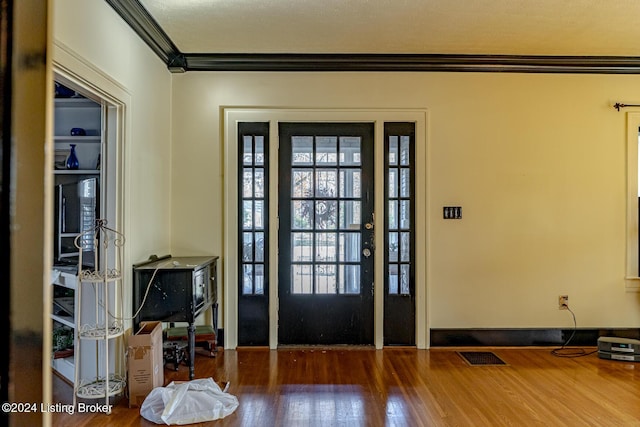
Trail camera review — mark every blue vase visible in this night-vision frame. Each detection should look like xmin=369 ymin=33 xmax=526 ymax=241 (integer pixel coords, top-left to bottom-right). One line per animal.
xmin=66 ymin=144 xmax=79 ymax=170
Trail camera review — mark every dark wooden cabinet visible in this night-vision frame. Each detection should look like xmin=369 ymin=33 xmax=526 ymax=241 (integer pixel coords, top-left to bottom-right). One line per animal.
xmin=132 ymin=255 xmax=218 ymax=379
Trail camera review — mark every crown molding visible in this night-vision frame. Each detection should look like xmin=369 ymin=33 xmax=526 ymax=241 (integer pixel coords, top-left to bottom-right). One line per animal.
xmin=105 ymin=0 xmax=185 ymax=71
xmin=107 ymin=0 xmax=640 ymax=74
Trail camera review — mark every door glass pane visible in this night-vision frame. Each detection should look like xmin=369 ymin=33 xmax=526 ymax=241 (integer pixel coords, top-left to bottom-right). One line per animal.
xmin=315 ymin=200 xmax=337 ymax=229
xmin=243 ymin=232 xmax=253 ymax=261
xmin=255 ymin=168 xmax=265 ymax=198
xmin=254 ymin=200 xmax=264 ymax=229
xmin=340 ymin=169 xmax=361 ymax=198
xmin=400 ymin=168 xmax=410 ymax=198
xmin=389 ymin=200 xmax=398 ymax=230
xmin=389 ymin=136 xmax=398 ymax=165
xmin=316 ymin=136 xmax=337 ymax=164
xmin=339 ymin=201 xmax=361 ymax=229
xmin=316 ymin=169 xmax=337 ymax=198
xmin=315 ymin=264 xmax=337 ymax=294
xmin=389 ymin=232 xmax=399 ymax=262
xmin=339 ymin=265 xmax=360 ymax=294
xmin=339 ymin=137 xmax=361 ymax=165
xmin=255 ymin=264 xmax=265 ymax=295
xmin=315 ymin=232 xmax=337 ymax=262
xmin=243 ymin=169 xmax=253 ymax=197
xmin=255 ymin=231 xmax=265 ymax=262
xmin=292 ymin=201 xmax=313 ymax=229
xmin=399 ymin=200 xmax=410 ymax=229
xmin=292 ymin=265 xmax=313 ymax=294
xmin=339 ymin=232 xmax=360 ymax=262
xmin=287 ymin=128 xmax=368 ymax=297
xmin=255 ymin=136 xmax=264 ymax=165
xmin=389 ymin=168 xmax=398 ymax=198
xmin=292 ymin=232 xmax=313 ymax=261
xmin=400 ymin=232 xmax=410 ymax=263
xmin=243 ymin=201 xmax=253 ymax=229
xmin=400 ymin=265 xmax=410 ymax=295
xmin=400 ymin=136 xmax=410 ymax=166
xmin=243 ymin=136 xmax=253 ymax=165
xmin=389 ymin=264 xmax=398 ymax=295
xmin=292 ymin=136 xmax=313 ymax=165
xmin=292 ymin=170 xmax=313 ymax=197
xmin=243 ymin=264 xmax=253 ymax=295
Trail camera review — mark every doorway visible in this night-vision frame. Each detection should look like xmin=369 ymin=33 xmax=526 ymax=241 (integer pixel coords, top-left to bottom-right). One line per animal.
xmin=278 ymin=123 xmax=375 ymax=345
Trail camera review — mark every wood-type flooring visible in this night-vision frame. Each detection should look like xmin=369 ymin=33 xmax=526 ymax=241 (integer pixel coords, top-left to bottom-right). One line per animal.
xmin=50 ymin=346 xmax=640 ymax=426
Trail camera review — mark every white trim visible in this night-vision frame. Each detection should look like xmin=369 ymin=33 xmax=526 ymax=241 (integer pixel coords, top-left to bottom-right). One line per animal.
xmin=626 ymin=112 xmax=640 ymax=291
xmin=52 ymin=41 xmax=132 ymax=323
xmin=223 ymin=108 xmax=429 ymax=349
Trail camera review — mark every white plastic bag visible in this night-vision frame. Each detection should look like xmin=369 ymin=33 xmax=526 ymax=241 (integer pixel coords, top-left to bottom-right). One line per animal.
xmin=140 ymin=378 xmax=239 ymax=425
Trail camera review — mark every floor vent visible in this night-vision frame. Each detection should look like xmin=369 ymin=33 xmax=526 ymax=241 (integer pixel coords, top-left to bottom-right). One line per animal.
xmin=457 ymin=351 xmax=507 ymax=366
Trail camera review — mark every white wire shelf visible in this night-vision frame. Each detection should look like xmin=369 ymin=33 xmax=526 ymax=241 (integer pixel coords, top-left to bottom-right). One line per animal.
xmin=76 ymin=375 xmax=126 ymax=400
xmin=78 ymin=269 xmax=122 ymax=283
xmin=78 ymin=322 xmax=124 ymax=340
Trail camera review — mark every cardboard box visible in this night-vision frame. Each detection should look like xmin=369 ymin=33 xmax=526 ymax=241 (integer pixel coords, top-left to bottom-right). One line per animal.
xmin=128 ymin=321 xmax=164 ymax=407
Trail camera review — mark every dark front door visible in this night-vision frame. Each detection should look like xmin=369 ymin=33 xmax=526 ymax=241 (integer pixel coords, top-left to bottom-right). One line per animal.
xmin=278 ymin=123 xmax=375 ymax=345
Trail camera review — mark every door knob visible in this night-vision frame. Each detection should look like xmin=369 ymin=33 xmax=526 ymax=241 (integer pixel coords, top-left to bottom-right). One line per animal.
xmin=362 ymin=248 xmax=371 ymax=258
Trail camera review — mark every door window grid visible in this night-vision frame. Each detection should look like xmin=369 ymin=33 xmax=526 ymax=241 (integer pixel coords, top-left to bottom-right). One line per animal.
xmin=387 ymin=132 xmax=414 ymax=296
xmin=290 ymin=135 xmax=362 ymax=295
xmin=241 ymin=134 xmax=267 ymax=295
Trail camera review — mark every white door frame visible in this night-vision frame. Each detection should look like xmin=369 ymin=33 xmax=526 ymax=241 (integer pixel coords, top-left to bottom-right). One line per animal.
xmin=223 ymin=108 xmax=429 ymax=350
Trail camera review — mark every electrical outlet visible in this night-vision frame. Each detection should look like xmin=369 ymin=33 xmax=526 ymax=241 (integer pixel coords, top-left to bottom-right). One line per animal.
xmin=558 ymin=295 xmax=569 ymax=310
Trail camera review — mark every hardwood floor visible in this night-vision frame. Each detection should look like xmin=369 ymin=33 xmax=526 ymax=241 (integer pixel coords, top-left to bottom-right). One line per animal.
xmin=51 ymin=347 xmax=640 ymax=426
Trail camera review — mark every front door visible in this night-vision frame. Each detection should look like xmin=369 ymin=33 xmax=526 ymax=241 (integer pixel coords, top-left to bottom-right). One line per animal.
xmin=278 ymin=123 xmax=375 ymax=345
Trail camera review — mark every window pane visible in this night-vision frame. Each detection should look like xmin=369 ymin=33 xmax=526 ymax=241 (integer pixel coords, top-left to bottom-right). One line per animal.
xmin=243 ymin=169 xmax=253 ymax=198
xmin=389 ymin=200 xmax=398 ymax=230
xmin=389 ymin=136 xmax=398 ymax=166
xmin=389 ymin=264 xmax=398 ymax=295
xmin=292 ymin=200 xmax=313 ymax=229
xmin=401 ymin=232 xmax=410 ymax=263
xmin=292 ymin=265 xmax=313 ymax=294
xmin=339 ymin=232 xmax=360 ymax=262
xmin=242 ymin=232 xmax=253 ymax=261
xmin=339 ymin=265 xmax=360 ymax=294
xmin=255 ymin=168 xmax=265 ymax=198
xmin=400 ymin=200 xmax=410 ymax=229
xmin=389 ymin=168 xmax=398 ymax=198
xmin=400 ymin=264 xmax=410 ymax=295
xmin=292 ymin=232 xmax=313 ymax=262
xmin=339 ymin=169 xmax=361 ymax=198
xmin=254 ymin=200 xmax=264 ymax=229
xmin=316 ymin=200 xmax=337 ymax=229
xmin=339 ymin=136 xmax=361 ymax=165
xmin=242 ymin=264 xmax=253 ymax=295
xmin=316 ymin=136 xmax=337 ymax=164
xmin=255 ymin=136 xmax=264 ymax=165
xmin=339 ymin=201 xmax=361 ymax=230
xmin=315 ymin=232 xmax=337 ymax=262
xmin=255 ymin=231 xmax=265 ymax=262
xmin=292 ymin=169 xmax=313 ymax=197
xmin=315 ymin=264 xmax=336 ymax=294
xmin=243 ymin=136 xmax=253 ymax=165
xmin=400 ymin=136 xmax=410 ymax=166
xmin=292 ymin=136 xmax=313 ymax=165
xmin=316 ymin=169 xmax=337 ymax=198
xmin=254 ymin=264 xmax=265 ymax=295
xmin=243 ymin=201 xmax=253 ymax=229
xmin=389 ymin=232 xmax=399 ymax=262
xmin=400 ymin=168 xmax=410 ymax=198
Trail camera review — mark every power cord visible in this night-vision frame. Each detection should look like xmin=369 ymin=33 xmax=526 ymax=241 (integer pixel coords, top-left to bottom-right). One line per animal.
xmin=551 ymin=304 xmax=598 ymax=358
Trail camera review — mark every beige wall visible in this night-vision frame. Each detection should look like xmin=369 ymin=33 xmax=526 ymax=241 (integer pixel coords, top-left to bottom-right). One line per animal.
xmin=171 ymin=71 xmax=640 ymax=334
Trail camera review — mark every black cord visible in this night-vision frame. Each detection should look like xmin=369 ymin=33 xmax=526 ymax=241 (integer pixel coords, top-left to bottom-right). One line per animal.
xmin=550 ymin=306 xmax=598 ymax=358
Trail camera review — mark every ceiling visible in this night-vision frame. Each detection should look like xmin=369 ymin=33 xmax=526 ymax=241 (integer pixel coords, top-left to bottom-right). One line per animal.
xmin=138 ymin=0 xmax=640 ymax=56
xmin=107 ymin=0 xmax=640 ymax=73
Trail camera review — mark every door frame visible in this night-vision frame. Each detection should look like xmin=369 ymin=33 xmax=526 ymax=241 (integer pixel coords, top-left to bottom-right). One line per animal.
xmin=223 ymin=108 xmax=428 ymax=350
